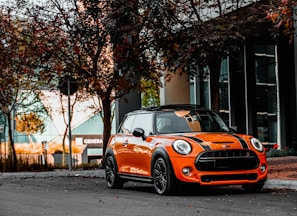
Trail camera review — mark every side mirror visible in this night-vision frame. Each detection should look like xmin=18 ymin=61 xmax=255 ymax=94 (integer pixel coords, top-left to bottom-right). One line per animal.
xmin=132 ymin=128 xmax=147 ymax=140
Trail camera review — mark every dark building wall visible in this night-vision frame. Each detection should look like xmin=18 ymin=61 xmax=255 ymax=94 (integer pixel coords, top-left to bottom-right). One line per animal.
xmin=277 ymin=36 xmax=297 ymax=148
xmin=229 ymin=48 xmax=248 ymax=134
xmin=115 ymin=91 xmax=141 ymax=130
xmin=244 ymin=44 xmax=258 ymax=137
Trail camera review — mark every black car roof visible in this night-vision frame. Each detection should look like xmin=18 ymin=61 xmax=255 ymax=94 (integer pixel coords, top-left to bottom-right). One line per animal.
xmin=129 ymin=104 xmax=206 ymax=114
xmin=158 ymin=104 xmax=204 ymax=110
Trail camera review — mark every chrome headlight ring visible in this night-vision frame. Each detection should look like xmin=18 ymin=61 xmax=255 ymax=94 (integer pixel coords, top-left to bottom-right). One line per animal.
xmin=172 ymin=140 xmax=192 ymax=155
xmin=250 ymin=138 xmax=264 ymax=152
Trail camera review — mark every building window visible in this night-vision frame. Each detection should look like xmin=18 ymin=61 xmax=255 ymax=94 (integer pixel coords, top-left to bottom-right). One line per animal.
xmin=190 ymin=59 xmax=230 ymax=125
xmin=200 ymin=66 xmax=210 ymax=109
xmin=219 ymin=58 xmax=230 ymax=125
xmin=255 ymin=45 xmax=278 ymax=147
xmin=190 ymin=76 xmax=196 ymax=104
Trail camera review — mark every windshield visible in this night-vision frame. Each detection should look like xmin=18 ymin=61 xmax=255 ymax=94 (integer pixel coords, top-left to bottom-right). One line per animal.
xmin=155 ymin=110 xmax=230 ymax=134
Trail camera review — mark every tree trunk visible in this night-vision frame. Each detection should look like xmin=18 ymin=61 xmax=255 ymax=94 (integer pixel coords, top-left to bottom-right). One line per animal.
xmin=208 ymin=56 xmax=222 ymax=113
xmin=62 ymin=125 xmax=68 ymax=166
xmin=28 ymin=133 xmax=33 ymax=144
xmin=101 ymin=95 xmax=112 ymax=168
xmin=6 ymin=113 xmax=17 ymax=171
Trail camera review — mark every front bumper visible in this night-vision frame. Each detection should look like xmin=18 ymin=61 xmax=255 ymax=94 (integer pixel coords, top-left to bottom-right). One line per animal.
xmin=170 ymin=153 xmax=268 ymax=186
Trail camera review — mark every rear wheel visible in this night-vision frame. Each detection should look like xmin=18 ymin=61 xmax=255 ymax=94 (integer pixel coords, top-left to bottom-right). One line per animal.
xmin=153 ymin=157 xmax=174 ymax=195
xmin=105 ymin=155 xmax=124 ymax=189
xmin=242 ymin=180 xmax=266 ymax=193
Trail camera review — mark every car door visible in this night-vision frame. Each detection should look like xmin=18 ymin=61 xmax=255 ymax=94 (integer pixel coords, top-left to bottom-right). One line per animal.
xmin=128 ymin=113 xmax=154 ymax=176
xmin=114 ymin=114 xmax=136 ymax=174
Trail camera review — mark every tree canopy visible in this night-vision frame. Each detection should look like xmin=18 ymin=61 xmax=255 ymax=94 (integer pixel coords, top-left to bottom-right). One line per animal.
xmin=15 ymin=112 xmax=45 ymax=143
xmin=0 ymin=10 xmax=53 ymax=169
xmin=1 ymin=0 xmax=268 ymax=166
xmin=265 ymin=0 xmax=295 ymax=43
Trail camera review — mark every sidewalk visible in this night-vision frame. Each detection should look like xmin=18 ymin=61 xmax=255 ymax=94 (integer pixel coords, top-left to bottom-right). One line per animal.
xmin=1 ymin=169 xmax=296 ymax=191
xmin=0 ymin=169 xmax=105 ymax=179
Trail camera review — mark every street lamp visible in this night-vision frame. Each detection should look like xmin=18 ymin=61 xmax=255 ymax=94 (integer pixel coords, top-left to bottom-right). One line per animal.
xmin=58 ymin=75 xmax=78 ymax=170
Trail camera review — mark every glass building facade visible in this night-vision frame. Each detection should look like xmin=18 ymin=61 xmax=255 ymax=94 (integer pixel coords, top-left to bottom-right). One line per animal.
xmin=190 ymin=43 xmax=295 ymax=149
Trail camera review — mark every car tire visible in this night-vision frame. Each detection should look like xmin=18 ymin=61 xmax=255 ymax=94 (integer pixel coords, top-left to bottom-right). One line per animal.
xmin=105 ymin=155 xmax=124 ymax=189
xmin=153 ymin=157 xmax=174 ymax=195
xmin=242 ymin=180 xmax=265 ymax=193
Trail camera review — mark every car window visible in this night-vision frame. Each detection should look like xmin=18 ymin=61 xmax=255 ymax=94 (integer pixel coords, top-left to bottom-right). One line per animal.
xmin=210 ymin=112 xmax=230 ymax=132
xmin=156 ymin=112 xmax=192 ymax=134
xmin=199 ymin=111 xmax=229 ymax=132
xmin=199 ymin=113 xmax=216 ymax=131
xmin=156 ymin=110 xmax=229 ymax=133
xmin=119 ymin=114 xmax=136 ymax=134
xmin=132 ymin=113 xmax=153 ymax=136
xmin=156 ymin=112 xmax=171 ymax=133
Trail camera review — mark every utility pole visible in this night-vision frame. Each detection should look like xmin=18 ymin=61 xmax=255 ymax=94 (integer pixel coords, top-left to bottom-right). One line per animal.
xmin=67 ymin=76 xmax=73 ymax=170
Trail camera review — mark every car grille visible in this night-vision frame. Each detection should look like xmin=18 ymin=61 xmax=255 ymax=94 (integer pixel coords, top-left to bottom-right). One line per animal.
xmin=195 ymin=150 xmax=260 ymax=171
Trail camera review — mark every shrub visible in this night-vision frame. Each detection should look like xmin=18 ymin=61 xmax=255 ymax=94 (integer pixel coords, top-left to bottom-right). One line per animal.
xmin=266 ymin=148 xmax=297 ymax=158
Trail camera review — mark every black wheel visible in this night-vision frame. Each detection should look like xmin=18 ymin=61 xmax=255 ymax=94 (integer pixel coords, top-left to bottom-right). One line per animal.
xmin=242 ymin=180 xmax=265 ymax=193
xmin=153 ymin=157 xmax=174 ymax=195
xmin=105 ymin=155 xmax=124 ymax=189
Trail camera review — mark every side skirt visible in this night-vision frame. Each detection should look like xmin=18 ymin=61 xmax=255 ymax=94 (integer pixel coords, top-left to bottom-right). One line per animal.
xmin=118 ymin=173 xmax=154 ymax=184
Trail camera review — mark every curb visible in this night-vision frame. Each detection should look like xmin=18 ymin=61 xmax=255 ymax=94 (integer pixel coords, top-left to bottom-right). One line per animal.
xmin=265 ymin=179 xmax=297 ymax=191
xmin=1 ymin=170 xmax=297 ymax=191
xmin=0 ymin=169 xmax=105 ymax=179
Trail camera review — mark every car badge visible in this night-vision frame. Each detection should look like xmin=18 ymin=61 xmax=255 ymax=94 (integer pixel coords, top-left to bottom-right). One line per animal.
xmin=222 ymin=144 xmax=231 ymax=148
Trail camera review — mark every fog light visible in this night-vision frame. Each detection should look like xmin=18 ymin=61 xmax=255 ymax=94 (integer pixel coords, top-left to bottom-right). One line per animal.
xmin=260 ymin=164 xmax=266 ymax=173
xmin=182 ymin=167 xmax=191 ymax=176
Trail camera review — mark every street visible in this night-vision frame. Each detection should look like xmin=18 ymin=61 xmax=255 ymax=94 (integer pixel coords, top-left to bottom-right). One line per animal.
xmin=0 ymin=176 xmax=297 ymax=216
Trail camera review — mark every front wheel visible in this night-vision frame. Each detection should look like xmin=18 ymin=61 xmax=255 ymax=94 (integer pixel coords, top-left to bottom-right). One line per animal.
xmin=105 ymin=155 xmax=124 ymax=189
xmin=153 ymin=157 xmax=174 ymax=195
xmin=242 ymin=180 xmax=266 ymax=193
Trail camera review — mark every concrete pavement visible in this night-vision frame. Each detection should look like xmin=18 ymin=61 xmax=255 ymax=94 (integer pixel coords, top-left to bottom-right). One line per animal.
xmin=1 ymin=169 xmax=297 ymax=191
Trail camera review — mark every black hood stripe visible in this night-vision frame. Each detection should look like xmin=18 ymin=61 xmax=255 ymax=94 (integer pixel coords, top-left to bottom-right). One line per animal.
xmin=183 ymin=134 xmax=249 ymax=150
xmin=183 ymin=136 xmax=211 ymax=151
xmin=230 ymin=134 xmax=249 ymax=149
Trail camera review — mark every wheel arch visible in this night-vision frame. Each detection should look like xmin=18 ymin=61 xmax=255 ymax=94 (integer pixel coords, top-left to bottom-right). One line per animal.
xmin=105 ymin=148 xmax=118 ymax=171
xmin=151 ymin=147 xmax=175 ymax=178
xmin=105 ymin=148 xmax=115 ymax=158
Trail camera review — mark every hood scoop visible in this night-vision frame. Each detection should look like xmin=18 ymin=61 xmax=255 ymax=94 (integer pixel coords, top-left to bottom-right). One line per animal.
xmin=212 ymin=141 xmax=235 ymax=144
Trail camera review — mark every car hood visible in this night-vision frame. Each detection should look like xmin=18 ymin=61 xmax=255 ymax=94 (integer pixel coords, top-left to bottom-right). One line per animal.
xmin=181 ymin=133 xmax=251 ymax=150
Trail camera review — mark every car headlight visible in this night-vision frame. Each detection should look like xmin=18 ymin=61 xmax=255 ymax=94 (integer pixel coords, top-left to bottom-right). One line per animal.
xmin=172 ymin=140 xmax=192 ymax=155
xmin=250 ymin=138 xmax=264 ymax=152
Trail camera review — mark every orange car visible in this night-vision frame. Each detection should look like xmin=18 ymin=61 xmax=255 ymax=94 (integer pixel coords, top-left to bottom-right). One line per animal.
xmin=105 ymin=104 xmax=268 ymax=195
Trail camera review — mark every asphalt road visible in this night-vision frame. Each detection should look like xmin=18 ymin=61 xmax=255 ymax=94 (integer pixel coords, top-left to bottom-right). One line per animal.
xmin=0 ymin=176 xmax=297 ymax=216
